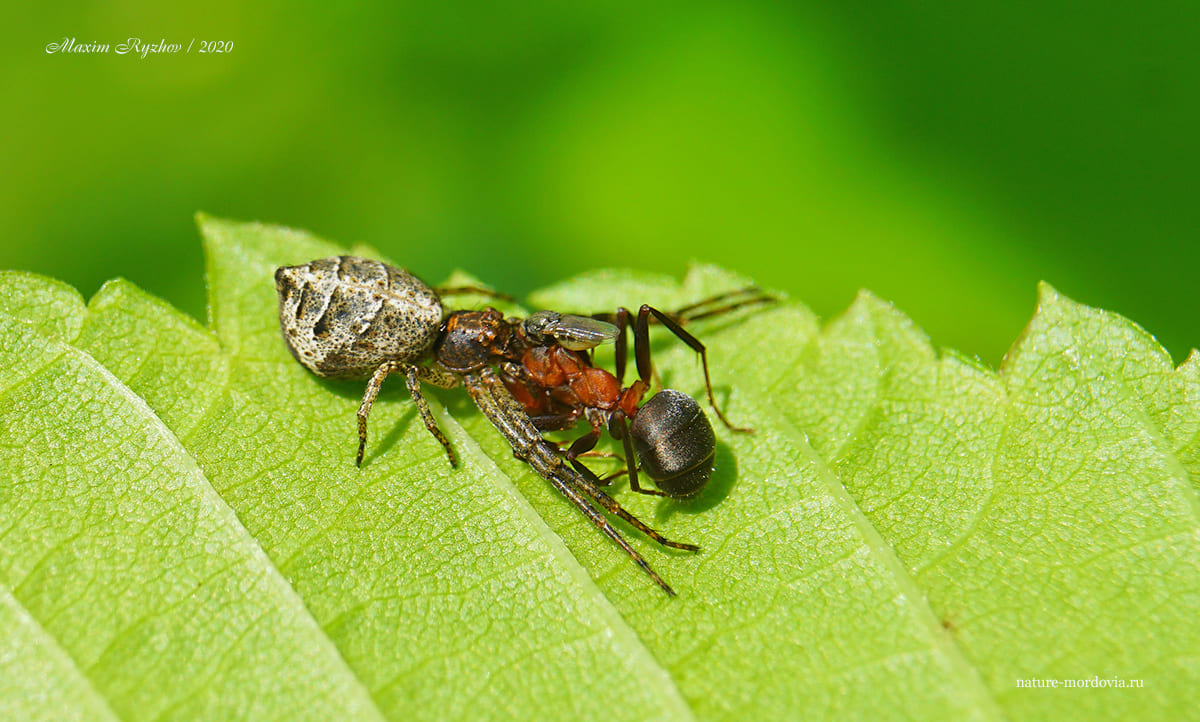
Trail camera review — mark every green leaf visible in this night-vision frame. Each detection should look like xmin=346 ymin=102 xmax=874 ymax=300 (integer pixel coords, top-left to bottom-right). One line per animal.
xmin=0 ymin=278 xmax=382 ymax=721
xmin=2 ymin=216 xmax=1197 ymax=720
xmin=0 ymin=271 xmax=87 ymax=343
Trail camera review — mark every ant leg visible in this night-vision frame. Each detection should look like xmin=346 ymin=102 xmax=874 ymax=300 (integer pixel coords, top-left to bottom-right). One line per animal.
xmin=592 ymin=287 xmax=774 ymax=328
xmin=405 ymin=365 xmax=458 ymax=468
xmin=530 ymin=412 xmax=578 ymax=432
xmin=560 ymin=448 xmax=628 ymax=484
xmin=564 ymin=446 xmax=622 ymax=459
xmin=611 ymin=413 xmax=667 ymax=498
xmin=671 ymin=286 xmax=758 ymax=316
xmin=636 ymin=305 xmax=752 ymax=433
xmin=599 ymin=468 xmax=629 ymax=484
xmin=434 ymin=286 xmax=515 ymax=302
xmin=609 ymin=307 xmax=666 ymax=391
xmin=611 ymin=307 xmax=633 ymax=384
xmin=565 ymin=428 xmax=601 ymax=459
xmin=564 ymin=428 xmax=614 ymax=487
xmin=671 ymin=286 xmax=776 ymax=323
xmin=553 ymin=443 xmax=627 ymax=480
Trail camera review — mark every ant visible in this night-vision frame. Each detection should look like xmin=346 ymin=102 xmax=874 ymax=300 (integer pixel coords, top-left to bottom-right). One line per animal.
xmin=275 ymin=256 xmax=771 ymax=595
xmin=490 ymin=288 xmax=772 ymax=500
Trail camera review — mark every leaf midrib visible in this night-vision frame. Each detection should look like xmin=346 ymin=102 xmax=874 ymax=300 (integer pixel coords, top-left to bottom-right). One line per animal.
xmin=1 ymin=586 xmax=122 ymax=722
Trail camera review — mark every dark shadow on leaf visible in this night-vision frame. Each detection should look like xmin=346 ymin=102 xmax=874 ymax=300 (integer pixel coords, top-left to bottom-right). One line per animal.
xmin=309 ymin=376 xmax=417 ymax=466
xmin=364 ymin=405 xmax=418 ymax=467
xmin=438 ymin=389 xmax=478 ymax=419
xmin=654 ymin=438 xmax=738 ymax=523
xmin=314 ymin=376 xmax=375 ymax=401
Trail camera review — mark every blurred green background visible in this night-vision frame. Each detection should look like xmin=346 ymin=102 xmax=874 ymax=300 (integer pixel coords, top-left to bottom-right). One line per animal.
xmin=3 ymin=2 xmax=1197 ymax=364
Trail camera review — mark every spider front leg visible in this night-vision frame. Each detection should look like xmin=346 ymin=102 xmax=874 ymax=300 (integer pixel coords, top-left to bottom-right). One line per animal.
xmin=357 ymin=362 xmax=459 ymax=468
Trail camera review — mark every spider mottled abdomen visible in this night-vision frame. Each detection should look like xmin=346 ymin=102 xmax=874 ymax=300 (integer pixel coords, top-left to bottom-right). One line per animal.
xmin=275 ymin=256 xmax=443 ymax=379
